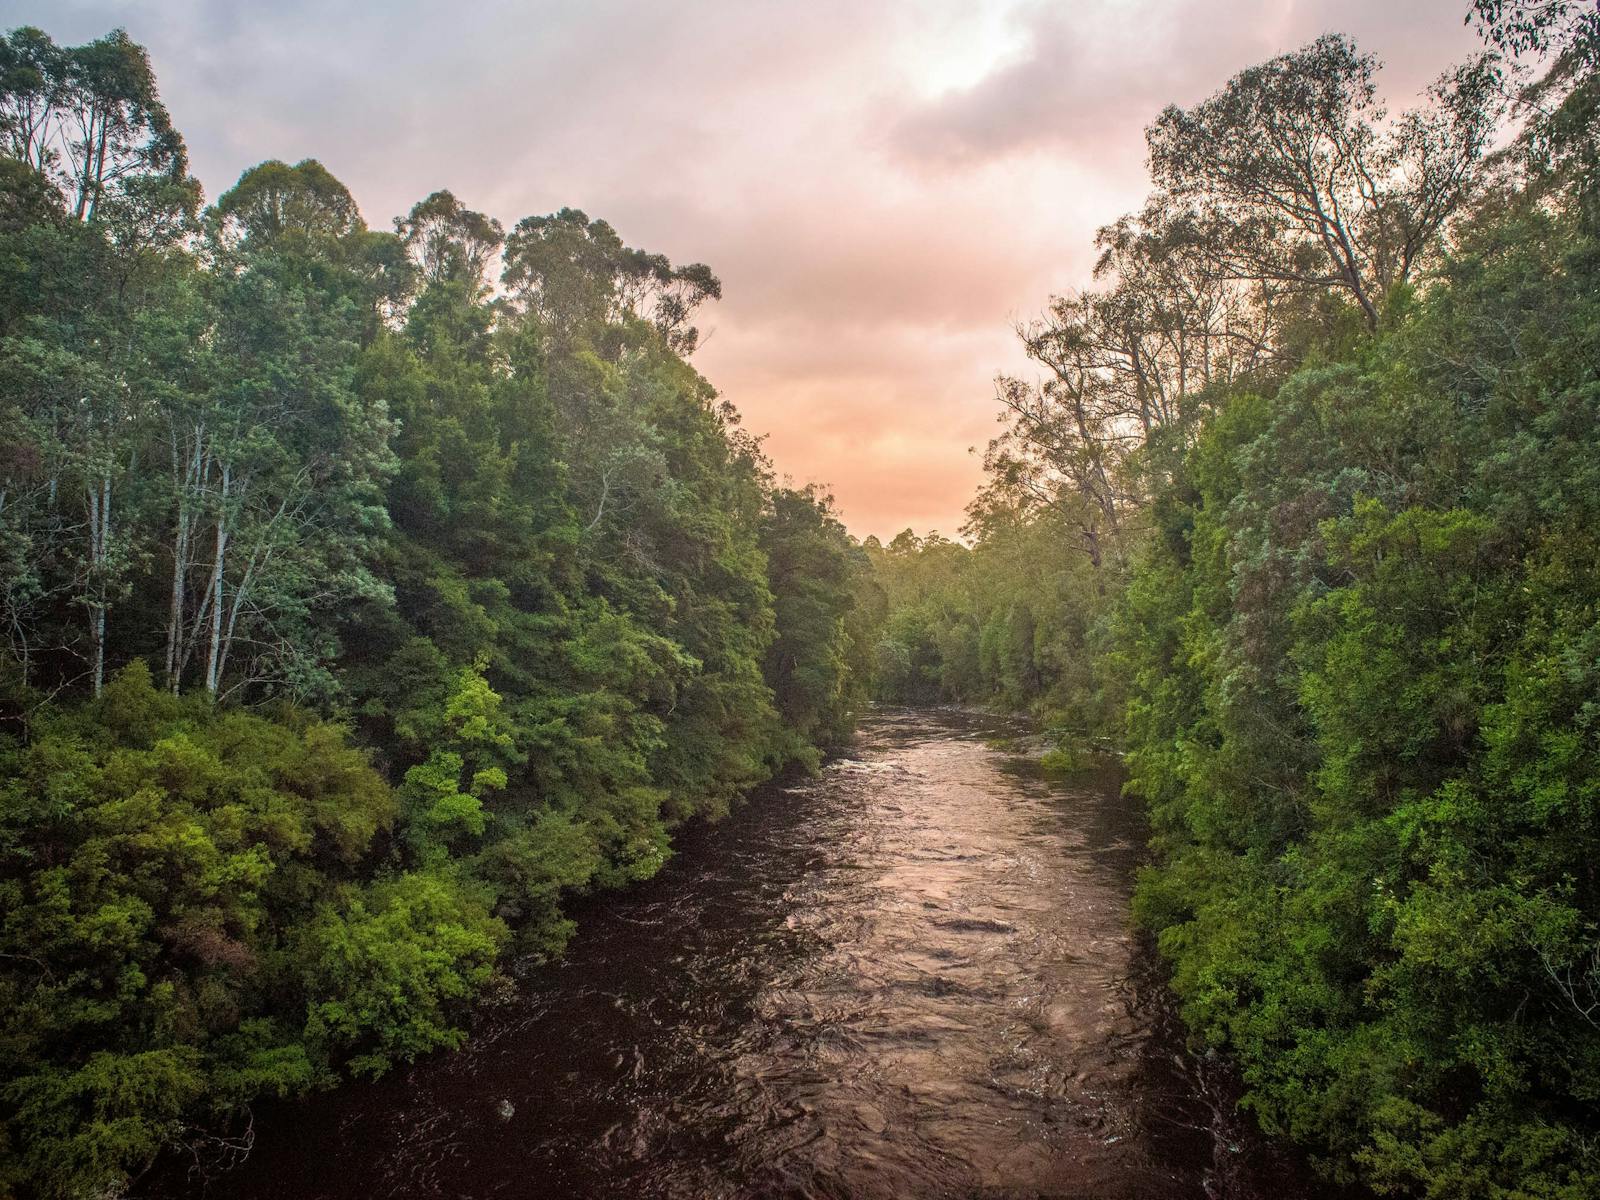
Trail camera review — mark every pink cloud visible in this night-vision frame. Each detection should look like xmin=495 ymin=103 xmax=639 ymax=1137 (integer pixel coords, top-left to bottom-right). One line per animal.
xmin=30 ymin=0 xmax=1487 ymax=537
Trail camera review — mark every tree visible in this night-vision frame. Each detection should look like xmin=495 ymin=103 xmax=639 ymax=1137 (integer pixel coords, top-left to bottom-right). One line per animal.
xmin=1471 ymin=0 xmax=1600 ymax=223
xmin=1470 ymin=0 xmax=1600 ymax=57
xmin=395 ymin=189 xmax=503 ymax=292
xmin=211 ymin=158 xmax=362 ymax=246
xmin=502 ymin=207 xmax=720 ymax=353
xmin=156 ymin=160 xmax=398 ymax=700
xmin=761 ymin=486 xmax=862 ymax=750
xmin=0 ymin=26 xmax=191 ymax=225
xmin=397 ymin=659 xmax=518 ymax=859
xmin=1148 ymin=34 xmax=1501 ymax=329
xmin=0 ymin=203 xmax=197 ymax=694
xmin=980 ymin=193 xmax=1291 ymax=576
xmin=0 ymin=663 xmax=396 ymax=1197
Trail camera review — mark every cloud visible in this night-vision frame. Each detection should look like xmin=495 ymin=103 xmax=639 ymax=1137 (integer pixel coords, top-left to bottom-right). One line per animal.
xmin=885 ymin=2 xmax=1269 ymax=173
xmin=886 ymin=0 xmax=1484 ymax=174
xmin=11 ymin=0 xmax=1485 ymax=538
xmin=889 ymin=9 xmax=1155 ymax=169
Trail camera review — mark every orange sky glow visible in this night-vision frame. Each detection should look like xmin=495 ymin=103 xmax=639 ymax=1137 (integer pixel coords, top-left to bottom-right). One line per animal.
xmin=18 ymin=0 xmax=1484 ymax=538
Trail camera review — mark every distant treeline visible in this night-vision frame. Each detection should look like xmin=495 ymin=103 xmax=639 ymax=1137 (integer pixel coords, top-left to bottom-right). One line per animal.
xmin=0 ymin=26 xmax=876 ymax=1197
xmin=871 ymin=4 xmax=1600 ymax=1196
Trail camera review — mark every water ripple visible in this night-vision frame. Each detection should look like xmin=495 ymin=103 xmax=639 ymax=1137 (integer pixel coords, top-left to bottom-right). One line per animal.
xmin=153 ymin=708 xmax=1334 ymax=1200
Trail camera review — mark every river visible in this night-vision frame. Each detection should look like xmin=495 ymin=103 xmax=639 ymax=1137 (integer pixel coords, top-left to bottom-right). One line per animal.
xmin=157 ymin=708 xmax=1331 ymax=1199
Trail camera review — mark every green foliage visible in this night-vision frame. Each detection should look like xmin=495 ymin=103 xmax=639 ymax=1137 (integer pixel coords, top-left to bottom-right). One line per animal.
xmin=761 ymin=485 xmax=866 ymax=755
xmin=869 ymin=21 xmax=1600 ymax=1196
xmin=0 ymin=24 xmax=872 ymax=1195
xmin=0 ymin=663 xmax=394 ymax=1196
xmin=298 ymin=868 xmax=504 ymax=1078
xmin=1119 ymin=200 xmax=1600 ymax=1196
xmin=864 ymin=512 xmax=1118 ymax=733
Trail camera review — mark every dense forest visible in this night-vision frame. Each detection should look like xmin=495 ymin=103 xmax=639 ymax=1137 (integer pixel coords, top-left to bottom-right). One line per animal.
xmin=873 ymin=3 xmax=1600 ymax=1196
xmin=0 ymin=25 xmax=872 ymax=1197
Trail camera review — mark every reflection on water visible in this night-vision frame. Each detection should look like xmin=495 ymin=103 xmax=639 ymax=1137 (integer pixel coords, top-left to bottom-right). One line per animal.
xmin=154 ymin=708 xmax=1331 ymax=1199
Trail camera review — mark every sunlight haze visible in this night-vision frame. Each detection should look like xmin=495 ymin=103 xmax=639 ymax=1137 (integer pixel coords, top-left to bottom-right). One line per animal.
xmin=5 ymin=0 xmax=1484 ymax=537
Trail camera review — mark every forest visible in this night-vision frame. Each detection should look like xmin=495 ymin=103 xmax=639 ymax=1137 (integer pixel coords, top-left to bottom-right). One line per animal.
xmin=1 ymin=1 xmax=1599 ymax=1197
xmin=0 ymin=24 xmax=872 ymax=1196
xmin=872 ymin=2 xmax=1600 ymax=1196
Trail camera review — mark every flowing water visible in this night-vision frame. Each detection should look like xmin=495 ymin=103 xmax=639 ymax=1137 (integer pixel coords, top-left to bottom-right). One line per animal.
xmin=160 ymin=708 xmax=1330 ymax=1200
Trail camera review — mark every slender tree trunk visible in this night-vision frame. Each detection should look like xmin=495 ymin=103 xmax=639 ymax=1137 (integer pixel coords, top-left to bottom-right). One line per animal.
xmin=204 ymin=462 xmax=230 ymax=695
xmin=73 ymin=106 xmax=100 ymax=222
xmin=216 ymin=544 xmax=263 ymax=693
xmin=1070 ymin=394 xmax=1120 ymax=545
xmin=165 ymin=441 xmax=189 ymax=691
xmin=86 ymin=471 xmax=111 ymax=696
xmin=164 ymin=429 xmax=206 ymax=692
xmin=87 ymin=114 xmax=110 ymax=223
xmin=165 ymin=510 xmax=188 ymax=691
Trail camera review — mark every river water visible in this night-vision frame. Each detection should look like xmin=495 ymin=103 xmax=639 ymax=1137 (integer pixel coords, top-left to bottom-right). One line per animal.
xmin=164 ymin=708 xmax=1329 ymax=1200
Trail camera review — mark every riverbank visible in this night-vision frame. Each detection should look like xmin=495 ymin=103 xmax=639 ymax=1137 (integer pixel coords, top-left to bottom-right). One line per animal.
xmin=145 ymin=709 xmax=1339 ymax=1199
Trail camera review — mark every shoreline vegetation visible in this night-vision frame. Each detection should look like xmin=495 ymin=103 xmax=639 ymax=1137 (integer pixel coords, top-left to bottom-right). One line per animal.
xmin=2 ymin=3 xmax=1599 ymax=1197
xmin=864 ymin=4 xmax=1600 ymax=1196
xmin=0 ymin=26 xmax=873 ymax=1196
xmin=864 ymin=5 xmax=1600 ymax=1197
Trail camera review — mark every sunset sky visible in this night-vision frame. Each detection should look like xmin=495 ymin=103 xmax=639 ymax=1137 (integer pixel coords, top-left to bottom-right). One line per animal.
xmin=16 ymin=0 xmax=1483 ymax=538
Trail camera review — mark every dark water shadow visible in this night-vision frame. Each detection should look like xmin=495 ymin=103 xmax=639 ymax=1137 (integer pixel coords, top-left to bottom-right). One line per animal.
xmin=142 ymin=708 xmax=1359 ymax=1200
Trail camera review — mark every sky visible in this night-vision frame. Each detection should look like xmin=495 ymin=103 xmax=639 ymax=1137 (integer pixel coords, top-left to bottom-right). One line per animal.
xmin=10 ymin=0 xmax=1484 ymax=539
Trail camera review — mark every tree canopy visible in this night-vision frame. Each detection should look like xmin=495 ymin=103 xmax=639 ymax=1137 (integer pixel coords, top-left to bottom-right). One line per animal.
xmin=0 ymin=25 xmax=868 ymax=1198
xmin=870 ymin=18 xmax=1600 ymax=1197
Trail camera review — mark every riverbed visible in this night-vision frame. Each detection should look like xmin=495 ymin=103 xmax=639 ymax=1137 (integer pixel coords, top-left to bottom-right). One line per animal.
xmin=157 ymin=708 xmax=1326 ymax=1199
